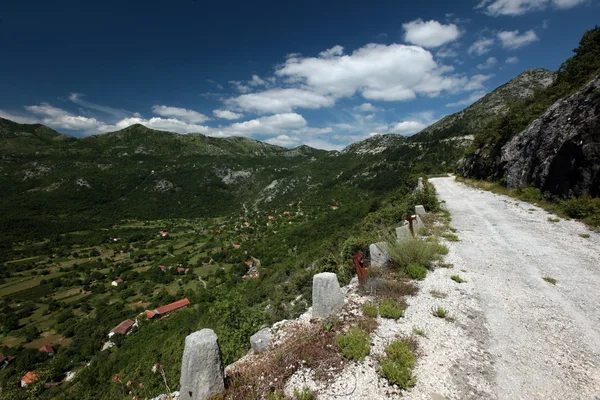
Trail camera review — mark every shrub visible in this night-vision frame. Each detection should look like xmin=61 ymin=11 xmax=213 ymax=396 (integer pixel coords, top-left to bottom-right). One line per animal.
xmin=336 ymin=328 xmax=371 ymax=361
xmin=406 ymin=264 xmax=428 ymax=280
xmin=293 ymin=387 xmax=315 ymax=400
xmin=379 ymin=299 xmax=404 ymax=319
xmin=450 ymin=275 xmax=465 ymax=283
xmin=543 ymin=276 xmax=557 ymax=285
xmin=385 ymin=237 xmax=443 ymax=271
xmin=442 ymin=233 xmax=459 ymax=242
xmin=362 ymin=302 xmax=378 ymax=318
xmin=379 ymin=339 xmax=417 ymax=389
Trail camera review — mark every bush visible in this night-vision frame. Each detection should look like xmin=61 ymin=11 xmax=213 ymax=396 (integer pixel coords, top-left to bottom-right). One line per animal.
xmin=379 ymin=299 xmax=404 ymax=319
xmin=385 ymin=237 xmax=443 ymax=271
xmin=336 ymin=328 xmax=370 ymax=361
xmin=406 ymin=264 xmax=428 ymax=280
xmin=379 ymin=339 xmax=417 ymax=389
xmin=362 ymin=302 xmax=378 ymax=318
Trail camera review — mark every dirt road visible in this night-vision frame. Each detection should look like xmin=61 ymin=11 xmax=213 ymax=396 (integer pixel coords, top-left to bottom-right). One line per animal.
xmin=429 ymin=177 xmax=600 ymax=399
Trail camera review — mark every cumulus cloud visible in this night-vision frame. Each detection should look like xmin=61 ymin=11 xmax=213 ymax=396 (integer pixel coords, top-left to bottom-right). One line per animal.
xmin=227 ymin=88 xmax=334 ymax=113
xmin=477 ymin=57 xmax=498 ymax=70
xmin=265 ymin=134 xmax=300 ymax=147
xmin=213 ymin=109 xmax=244 ymax=120
xmin=389 ymin=120 xmax=427 ymax=135
xmin=468 ymin=38 xmax=495 ymax=55
xmin=498 ymin=30 xmax=539 ymax=49
xmin=25 ymin=103 xmax=107 ymax=131
xmin=249 ymin=75 xmax=266 ymax=86
xmin=230 ymin=80 xmax=251 ymax=93
xmin=226 ymin=113 xmax=306 ymax=135
xmin=354 ymin=103 xmax=382 ymax=112
xmin=446 ymin=91 xmax=487 ymax=107
xmin=151 ymin=105 xmax=210 ymax=123
xmin=506 ymin=56 xmax=520 ymax=64
xmin=402 ymin=19 xmax=462 ymax=48
xmin=436 ymin=48 xmax=459 ymax=58
xmin=275 ymin=43 xmax=483 ymax=103
xmin=319 ymin=45 xmax=344 ymax=58
xmin=0 ymin=110 xmax=39 ymax=124
xmin=476 ymin=0 xmax=586 ymax=15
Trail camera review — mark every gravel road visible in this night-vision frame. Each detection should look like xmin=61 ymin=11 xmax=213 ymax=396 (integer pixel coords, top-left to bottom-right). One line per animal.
xmin=428 ymin=176 xmax=600 ymax=400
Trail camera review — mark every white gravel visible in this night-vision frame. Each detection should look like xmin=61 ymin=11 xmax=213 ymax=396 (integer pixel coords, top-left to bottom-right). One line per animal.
xmin=286 ymin=176 xmax=600 ymax=400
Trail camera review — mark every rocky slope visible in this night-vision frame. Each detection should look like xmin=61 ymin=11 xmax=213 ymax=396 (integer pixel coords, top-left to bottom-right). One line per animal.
xmin=413 ymin=69 xmax=556 ymax=142
xmin=502 ymin=74 xmax=600 ymax=197
xmin=458 ymin=74 xmax=600 ymax=197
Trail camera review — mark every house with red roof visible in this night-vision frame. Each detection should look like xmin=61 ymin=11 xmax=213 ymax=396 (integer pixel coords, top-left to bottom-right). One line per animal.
xmin=159 ymin=231 xmax=169 ymax=237
xmin=283 ymin=211 xmax=291 ymax=215
xmin=145 ymin=298 xmax=190 ymax=320
xmin=268 ymin=215 xmax=275 ymax=220
xmin=108 ymin=319 xmax=135 ymax=337
xmin=233 ymin=244 xmax=241 ymax=249
xmin=111 ymin=278 xmax=124 ymax=286
xmin=330 ymin=205 xmax=339 ymax=210
xmin=39 ymin=345 xmax=55 ymax=355
xmin=21 ymin=371 xmax=39 ymax=387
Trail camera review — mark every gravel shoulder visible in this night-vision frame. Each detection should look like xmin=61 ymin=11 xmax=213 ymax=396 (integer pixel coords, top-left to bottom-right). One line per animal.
xmin=429 ymin=176 xmax=600 ymax=400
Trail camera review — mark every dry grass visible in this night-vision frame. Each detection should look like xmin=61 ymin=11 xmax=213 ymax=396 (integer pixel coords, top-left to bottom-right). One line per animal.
xmin=219 ymin=323 xmax=346 ymax=399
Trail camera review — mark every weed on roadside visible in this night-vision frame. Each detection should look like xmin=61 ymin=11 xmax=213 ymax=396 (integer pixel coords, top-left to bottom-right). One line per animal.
xmin=431 ymin=306 xmax=448 ymax=319
xmin=451 ymin=275 xmax=466 ymax=283
xmin=412 ymin=327 xmax=426 ymax=337
xmin=543 ymin=276 xmax=558 ymax=285
xmin=362 ymin=302 xmax=378 ymax=318
xmin=442 ymin=233 xmax=459 ymax=241
xmin=430 ymin=289 xmax=447 ymax=299
xmin=579 ymin=233 xmax=590 ymax=238
xmin=378 ymin=338 xmax=417 ymax=389
xmin=336 ymin=328 xmax=371 ymax=361
xmin=379 ymin=299 xmax=405 ymax=320
xmin=548 ymin=217 xmax=560 ymax=223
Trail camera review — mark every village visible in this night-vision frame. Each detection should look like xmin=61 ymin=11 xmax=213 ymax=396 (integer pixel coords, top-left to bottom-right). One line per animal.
xmin=0 ymin=199 xmax=344 ymax=392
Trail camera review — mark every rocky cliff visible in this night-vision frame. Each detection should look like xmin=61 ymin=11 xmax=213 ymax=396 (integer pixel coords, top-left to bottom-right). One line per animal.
xmin=459 ymin=74 xmax=600 ymax=197
xmin=502 ymin=74 xmax=600 ymax=197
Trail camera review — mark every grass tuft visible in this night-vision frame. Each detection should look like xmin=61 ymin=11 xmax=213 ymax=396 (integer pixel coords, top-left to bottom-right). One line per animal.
xmin=543 ymin=276 xmax=557 ymax=285
xmin=579 ymin=233 xmax=590 ymax=238
xmin=450 ymin=275 xmax=466 ymax=283
xmin=442 ymin=233 xmax=459 ymax=241
xmin=362 ymin=302 xmax=378 ymax=318
xmin=548 ymin=217 xmax=560 ymax=223
xmin=336 ymin=328 xmax=371 ymax=361
xmin=431 ymin=306 xmax=448 ymax=319
xmin=430 ymin=289 xmax=447 ymax=299
xmin=378 ymin=338 xmax=417 ymax=389
xmin=412 ymin=327 xmax=426 ymax=337
xmin=406 ymin=263 xmax=428 ymax=280
xmin=379 ymin=299 xmax=405 ymax=320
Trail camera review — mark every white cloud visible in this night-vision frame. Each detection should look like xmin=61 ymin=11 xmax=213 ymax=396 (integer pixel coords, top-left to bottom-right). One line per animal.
xmin=0 ymin=110 xmax=39 ymax=124
xmin=498 ymin=30 xmax=539 ymax=49
xmin=213 ymin=109 xmax=244 ymax=120
xmin=227 ymin=88 xmax=334 ymax=113
xmin=265 ymin=134 xmax=300 ymax=147
xmin=319 ymin=45 xmax=344 ymax=58
xmin=468 ymin=38 xmax=495 ymax=55
xmin=276 ymin=43 xmax=481 ymax=103
xmin=402 ymin=19 xmax=461 ymax=48
xmin=446 ymin=91 xmax=487 ymax=107
xmin=365 ymin=114 xmax=375 ymax=120
xmin=354 ymin=103 xmax=381 ymax=112
xmin=151 ymin=105 xmax=210 ymax=123
xmin=464 ymin=74 xmax=494 ymax=91
xmin=105 ymin=117 xmax=213 ymax=135
xmin=302 ymin=139 xmax=344 ymax=151
xmin=227 ymin=113 xmax=306 ymax=135
xmin=249 ymin=75 xmax=266 ymax=86
xmin=475 ymin=0 xmax=585 ymax=15
xmin=389 ymin=120 xmax=427 ymax=135
xmin=230 ymin=80 xmax=251 ymax=93
xmin=69 ymin=93 xmax=132 ymax=119
xmin=505 ymin=56 xmax=520 ymax=64
xmin=477 ymin=57 xmax=498 ymax=70
xmin=25 ymin=103 xmax=107 ymax=131
xmin=436 ymin=48 xmax=459 ymax=58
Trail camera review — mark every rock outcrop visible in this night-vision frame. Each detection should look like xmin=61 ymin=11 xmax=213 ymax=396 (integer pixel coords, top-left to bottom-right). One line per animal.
xmin=501 ymin=74 xmax=600 ymax=197
xmin=250 ymin=328 xmax=271 ymax=353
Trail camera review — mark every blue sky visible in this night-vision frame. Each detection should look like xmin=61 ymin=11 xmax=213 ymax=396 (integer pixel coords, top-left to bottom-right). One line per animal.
xmin=1 ymin=0 xmax=598 ymax=150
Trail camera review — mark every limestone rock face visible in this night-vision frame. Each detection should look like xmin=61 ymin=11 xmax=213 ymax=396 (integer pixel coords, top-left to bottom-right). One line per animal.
xmin=312 ymin=273 xmax=345 ymax=318
xmin=415 ymin=205 xmax=426 ymax=215
xmin=369 ymin=242 xmax=390 ymax=267
xmin=250 ymin=328 xmax=271 ymax=353
xmin=180 ymin=329 xmax=224 ymax=400
xmin=501 ymin=75 xmax=600 ymax=197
